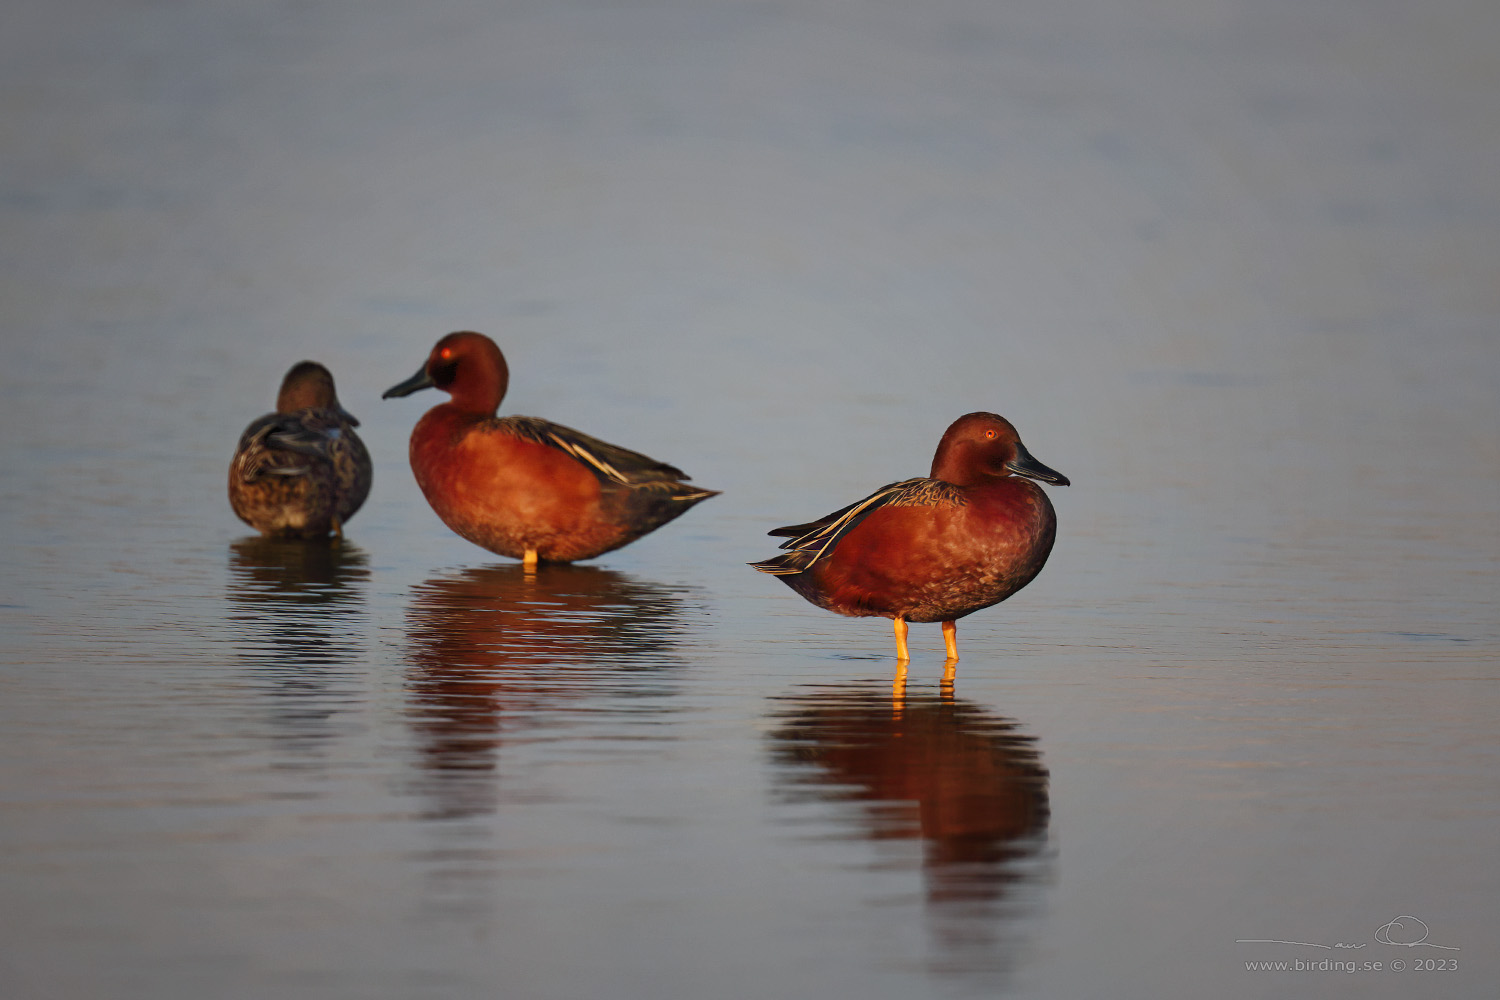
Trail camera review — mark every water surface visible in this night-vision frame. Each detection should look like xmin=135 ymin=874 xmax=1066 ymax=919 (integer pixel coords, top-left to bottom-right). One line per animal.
xmin=1 ymin=1 xmax=1496 ymax=997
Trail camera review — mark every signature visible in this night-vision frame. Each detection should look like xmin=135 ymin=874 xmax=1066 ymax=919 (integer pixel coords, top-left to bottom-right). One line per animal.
xmin=1237 ymin=914 xmax=1459 ymax=952
xmin=1373 ymin=915 xmax=1459 ymax=951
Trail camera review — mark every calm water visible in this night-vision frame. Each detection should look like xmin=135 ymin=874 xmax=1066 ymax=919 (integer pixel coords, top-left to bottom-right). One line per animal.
xmin=2 ymin=1 xmax=1497 ymax=997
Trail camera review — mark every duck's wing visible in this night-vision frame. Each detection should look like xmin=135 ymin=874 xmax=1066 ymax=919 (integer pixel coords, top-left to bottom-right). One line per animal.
xmin=233 ymin=410 xmax=350 ymax=480
xmin=500 ymin=416 xmax=718 ymax=499
xmin=750 ymin=477 xmax=966 ymax=576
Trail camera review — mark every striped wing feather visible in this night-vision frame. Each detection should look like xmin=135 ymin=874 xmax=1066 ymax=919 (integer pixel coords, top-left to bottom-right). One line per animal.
xmin=500 ymin=416 xmax=715 ymax=499
xmin=751 ymin=478 xmax=965 ymax=576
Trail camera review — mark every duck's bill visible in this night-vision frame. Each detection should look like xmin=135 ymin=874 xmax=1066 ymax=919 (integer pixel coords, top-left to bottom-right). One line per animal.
xmin=382 ymin=367 xmax=434 ymax=399
xmin=1007 ymin=443 xmax=1070 ymax=486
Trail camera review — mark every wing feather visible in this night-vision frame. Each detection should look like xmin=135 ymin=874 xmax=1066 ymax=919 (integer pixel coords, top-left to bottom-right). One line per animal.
xmin=750 ymin=478 xmax=965 ymax=575
xmin=499 ymin=416 xmax=716 ymax=499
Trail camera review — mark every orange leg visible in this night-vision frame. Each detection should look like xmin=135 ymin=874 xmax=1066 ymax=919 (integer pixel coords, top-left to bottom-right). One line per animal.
xmin=941 ymin=619 xmax=959 ymax=661
xmin=523 ymin=548 xmax=538 ymax=572
xmin=893 ymin=618 xmax=911 ymax=663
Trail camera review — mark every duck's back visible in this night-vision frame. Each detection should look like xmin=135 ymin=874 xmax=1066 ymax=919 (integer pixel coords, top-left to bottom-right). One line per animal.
xmin=230 ymin=407 xmax=370 ymax=538
xmin=408 ymin=406 xmax=716 ymax=561
xmin=777 ymin=476 xmax=1057 ymax=623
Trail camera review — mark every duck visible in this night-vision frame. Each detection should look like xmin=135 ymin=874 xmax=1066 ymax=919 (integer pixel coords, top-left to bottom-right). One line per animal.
xmin=751 ymin=412 xmax=1068 ymax=664
xmin=383 ymin=331 xmax=718 ymax=568
xmin=229 ymin=360 xmax=371 ymax=539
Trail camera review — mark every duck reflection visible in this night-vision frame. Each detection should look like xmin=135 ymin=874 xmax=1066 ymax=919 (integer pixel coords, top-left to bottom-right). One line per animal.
xmin=403 ymin=563 xmax=697 ymax=820
xmin=768 ymin=682 xmax=1050 ymax=978
xmin=225 ymin=538 xmax=371 ymax=752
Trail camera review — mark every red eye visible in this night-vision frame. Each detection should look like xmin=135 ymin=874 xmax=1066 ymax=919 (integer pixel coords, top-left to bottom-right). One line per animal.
xmin=985 ymin=429 xmax=996 ymax=440
xmin=439 ymin=347 xmax=453 ymax=360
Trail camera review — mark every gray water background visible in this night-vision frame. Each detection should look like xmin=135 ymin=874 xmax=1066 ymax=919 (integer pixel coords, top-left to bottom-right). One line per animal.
xmin=1 ymin=1 xmax=1497 ymax=997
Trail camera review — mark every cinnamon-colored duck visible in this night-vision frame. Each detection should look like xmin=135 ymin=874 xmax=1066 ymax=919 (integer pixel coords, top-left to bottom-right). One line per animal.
xmin=383 ymin=332 xmax=718 ymax=568
xmin=752 ymin=412 xmax=1068 ymax=665
xmin=229 ymin=361 xmax=372 ymax=539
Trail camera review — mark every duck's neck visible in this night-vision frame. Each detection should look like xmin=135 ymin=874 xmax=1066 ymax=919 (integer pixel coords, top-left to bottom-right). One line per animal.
xmin=930 ymin=451 xmax=1000 ymax=487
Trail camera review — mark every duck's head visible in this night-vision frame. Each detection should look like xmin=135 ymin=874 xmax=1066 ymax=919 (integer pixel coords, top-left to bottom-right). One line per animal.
xmin=277 ymin=361 xmax=357 ymax=423
xmin=383 ymin=331 xmax=510 ymax=415
xmin=929 ymin=412 xmax=1069 ymax=488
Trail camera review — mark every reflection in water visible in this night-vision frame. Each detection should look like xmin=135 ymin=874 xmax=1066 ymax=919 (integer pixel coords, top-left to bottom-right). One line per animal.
xmin=768 ymin=682 xmax=1050 ymax=981
xmin=225 ymin=537 xmax=371 ymax=754
xmin=403 ymin=563 xmax=698 ymax=821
